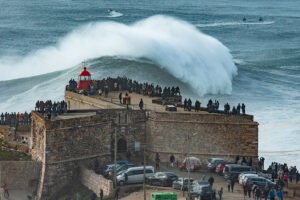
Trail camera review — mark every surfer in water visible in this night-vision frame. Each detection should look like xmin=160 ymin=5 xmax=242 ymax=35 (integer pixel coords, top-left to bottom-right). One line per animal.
xmin=259 ymin=17 xmax=263 ymax=22
xmin=243 ymin=17 xmax=247 ymax=22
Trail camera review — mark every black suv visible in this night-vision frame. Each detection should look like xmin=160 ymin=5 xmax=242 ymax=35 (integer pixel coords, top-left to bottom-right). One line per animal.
xmin=146 ymin=172 xmax=178 ymax=187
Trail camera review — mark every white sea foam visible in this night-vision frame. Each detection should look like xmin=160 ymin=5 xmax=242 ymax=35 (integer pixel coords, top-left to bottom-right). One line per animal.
xmin=234 ymin=59 xmax=246 ymax=65
xmin=196 ymin=21 xmax=274 ymax=28
xmin=0 ymin=15 xmax=237 ymax=95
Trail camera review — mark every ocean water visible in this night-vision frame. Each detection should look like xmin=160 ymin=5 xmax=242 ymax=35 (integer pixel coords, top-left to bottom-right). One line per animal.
xmin=0 ymin=0 xmax=299 ymax=167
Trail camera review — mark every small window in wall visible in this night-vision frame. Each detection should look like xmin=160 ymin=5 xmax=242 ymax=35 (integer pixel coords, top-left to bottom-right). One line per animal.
xmin=134 ymin=142 xmax=141 ymax=152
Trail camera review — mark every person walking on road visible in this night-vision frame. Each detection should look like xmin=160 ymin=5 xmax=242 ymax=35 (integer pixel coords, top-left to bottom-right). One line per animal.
xmin=1 ymin=183 xmax=9 ymax=198
xmin=208 ymin=176 xmax=214 ymax=188
xmin=218 ymin=187 xmax=223 ymax=200
xmin=230 ymin=179 xmax=235 ymax=192
xmin=169 ymin=154 xmax=175 ymax=168
xmin=99 ymin=188 xmax=104 ymax=200
xmin=155 ymin=152 xmax=160 ymax=171
xmin=115 ymin=187 xmax=120 ymax=200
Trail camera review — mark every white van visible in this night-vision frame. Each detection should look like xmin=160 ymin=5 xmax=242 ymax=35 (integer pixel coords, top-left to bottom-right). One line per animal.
xmin=117 ymin=166 xmax=154 ymax=185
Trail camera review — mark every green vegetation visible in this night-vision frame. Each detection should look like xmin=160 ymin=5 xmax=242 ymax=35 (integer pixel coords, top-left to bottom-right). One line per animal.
xmin=0 ymin=139 xmax=31 ymax=161
xmin=0 ymin=149 xmax=31 ymax=161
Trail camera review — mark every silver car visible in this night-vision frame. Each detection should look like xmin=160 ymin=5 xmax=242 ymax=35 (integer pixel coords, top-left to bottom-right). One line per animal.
xmin=172 ymin=177 xmax=194 ymax=191
xmin=117 ymin=166 xmax=154 ymax=185
xmin=244 ymin=176 xmax=275 ymax=188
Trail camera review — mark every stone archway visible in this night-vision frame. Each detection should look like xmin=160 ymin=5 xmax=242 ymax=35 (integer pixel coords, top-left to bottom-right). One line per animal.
xmin=117 ymin=138 xmax=127 ymax=153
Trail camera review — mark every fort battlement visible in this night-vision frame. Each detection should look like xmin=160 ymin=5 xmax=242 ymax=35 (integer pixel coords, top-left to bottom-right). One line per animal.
xmin=26 ymin=75 xmax=259 ymax=199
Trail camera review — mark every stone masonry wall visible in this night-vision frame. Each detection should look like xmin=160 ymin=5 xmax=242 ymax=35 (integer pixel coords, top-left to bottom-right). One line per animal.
xmin=65 ymin=91 xmax=123 ymax=110
xmin=38 ymin=112 xmax=113 ymax=200
xmin=31 ymin=113 xmax=46 ymax=162
xmin=0 ymin=161 xmax=41 ymax=192
xmin=31 ymin=95 xmax=258 ymax=199
xmin=80 ymin=167 xmax=113 ymax=197
xmin=146 ymin=111 xmax=258 ymax=165
xmin=32 ymin=109 xmax=146 ymax=200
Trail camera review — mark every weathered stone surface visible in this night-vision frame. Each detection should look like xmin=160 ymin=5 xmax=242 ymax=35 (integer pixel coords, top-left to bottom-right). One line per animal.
xmin=31 ymin=109 xmax=147 ymax=200
xmin=0 ymin=161 xmax=41 ymax=193
xmin=80 ymin=167 xmax=113 ymax=197
xmin=30 ymin=92 xmax=258 ymax=200
xmin=146 ymin=112 xmax=258 ymax=165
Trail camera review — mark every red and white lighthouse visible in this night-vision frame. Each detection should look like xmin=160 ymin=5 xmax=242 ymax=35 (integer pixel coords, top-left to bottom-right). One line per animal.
xmin=77 ymin=66 xmax=91 ymax=91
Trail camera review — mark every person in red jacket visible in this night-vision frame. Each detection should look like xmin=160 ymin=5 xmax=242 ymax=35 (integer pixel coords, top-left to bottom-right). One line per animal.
xmin=1 ymin=183 xmax=9 ymax=198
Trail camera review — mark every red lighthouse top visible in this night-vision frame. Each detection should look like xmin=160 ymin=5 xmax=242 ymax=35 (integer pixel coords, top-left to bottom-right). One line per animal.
xmin=79 ymin=67 xmax=91 ymax=76
xmin=77 ymin=65 xmax=92 ymax=91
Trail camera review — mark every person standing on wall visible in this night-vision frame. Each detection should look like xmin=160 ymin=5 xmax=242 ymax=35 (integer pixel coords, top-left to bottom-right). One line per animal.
xmin=139 ymin=98 xmax=144 ymax=110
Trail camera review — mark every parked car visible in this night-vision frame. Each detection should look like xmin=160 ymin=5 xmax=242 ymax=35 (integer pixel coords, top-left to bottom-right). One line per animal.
xmin=179 ymin=157 xmax=202 ymax=172
xmin=146 ymin=172 xmax=178 ymax=187
xmin=116 ymin=163 xmax=137 ymax=173
xmin=243 ymin=176 xmax=275 ymax=188
xmin=238 ymin=173 xmax=258 ymax=185
xmin=191 ymin=184 xmax=216 ymax=200
xmin=172 ymin=177 xmax=194 ymax=191
xmin=117 ymin=166 xmax=154 ymax=185
xmin=215 ymin=163 xmax=226 ymax=175
xmin=165 ymin=104 xmax=177 ymax=112
xmin=104 ymin=164 xmax=121 ymax=177
xmin=192 ymin=180 xmax=210 ymax=188
xmin=207 ymin=158 xmax=226 ymax=171
xmin=116 ymin=160 xmax=129 ymax=165
xmin=223 ymin=164 xmax=255 ymax=180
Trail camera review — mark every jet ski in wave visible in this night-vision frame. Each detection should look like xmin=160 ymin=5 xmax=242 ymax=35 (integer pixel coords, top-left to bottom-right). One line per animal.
xmin=107 ymin=9 xmax=123 ymax=18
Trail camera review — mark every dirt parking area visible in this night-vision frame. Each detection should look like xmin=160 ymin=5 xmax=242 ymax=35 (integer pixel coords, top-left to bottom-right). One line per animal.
xmin=119 ymin=163 xmax=300 ymax=200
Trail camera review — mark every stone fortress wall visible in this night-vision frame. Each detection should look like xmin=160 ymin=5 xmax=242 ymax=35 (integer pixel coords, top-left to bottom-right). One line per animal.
xmin=146 ymin=111 xmax=258 ymax=165
xmin=65 ymin=92 xmax=258 ymax=165
xmin=28 ymin=91 xmax=258 ymax=199
xmin=0 ymin=161 xmax=41 ymax=192
xmin=31 ymin=109 xmax=147 ymax=200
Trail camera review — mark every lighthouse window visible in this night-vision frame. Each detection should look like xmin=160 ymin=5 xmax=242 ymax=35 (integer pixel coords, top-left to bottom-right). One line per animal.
xmin=80 ymin=76 xmax=90 ymax=81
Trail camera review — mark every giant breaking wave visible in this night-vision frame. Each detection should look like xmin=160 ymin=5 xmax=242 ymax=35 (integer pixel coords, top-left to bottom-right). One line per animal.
xmin=0 ymin=15 xmax=237 ymax=95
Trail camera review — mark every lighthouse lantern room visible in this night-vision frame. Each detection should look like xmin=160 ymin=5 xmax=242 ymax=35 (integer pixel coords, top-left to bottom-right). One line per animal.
xmin=77 ymin=66 xmax=92 ymax=91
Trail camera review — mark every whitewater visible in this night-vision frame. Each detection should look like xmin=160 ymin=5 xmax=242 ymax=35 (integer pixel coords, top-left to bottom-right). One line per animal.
xmin=0 ymin=0 xmax=299 ymax=167
xmin=0 ymin=16 xmax=237 ymax=96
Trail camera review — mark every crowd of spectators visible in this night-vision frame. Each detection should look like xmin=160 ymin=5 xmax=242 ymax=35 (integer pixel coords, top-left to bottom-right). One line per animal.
xmin=66 ymin=76 xmax=248 ymax=116
xmin=66 ymin=79 xmax=77 ymax=92
xmin=35 ymin=100 xmax=68 ymax=119
xmin=0 ymin=112 xmax=31 ymax=126
xmin=250 ymin=160 xmax=300 ymax=200
xmin=66 ymin=76 xmax=181 ymax=98
xmin=183 ymin=98 xmax=247 ymax=115
xmin=264 ymin=161 xmax=299 ymax=186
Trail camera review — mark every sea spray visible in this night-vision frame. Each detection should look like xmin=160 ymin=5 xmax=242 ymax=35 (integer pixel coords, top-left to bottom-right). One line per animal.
xmin=0 ymin=15 xmax=237 ymax=95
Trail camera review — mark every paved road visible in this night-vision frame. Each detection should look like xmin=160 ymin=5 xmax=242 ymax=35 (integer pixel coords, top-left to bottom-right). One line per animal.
xmin=0 ymin=189 xmax=32 ymax=200
xmin=148 ymin=162 xmax=245 ymax=200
